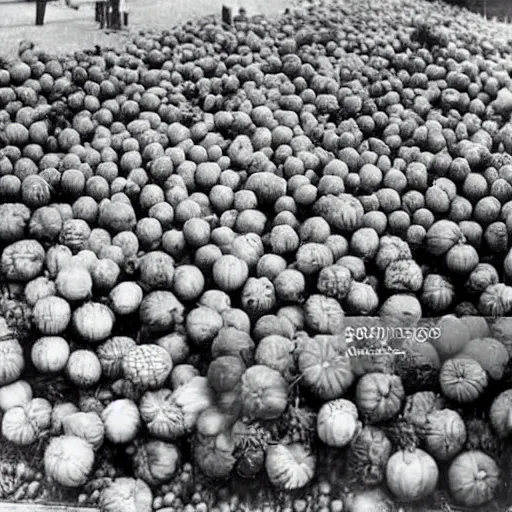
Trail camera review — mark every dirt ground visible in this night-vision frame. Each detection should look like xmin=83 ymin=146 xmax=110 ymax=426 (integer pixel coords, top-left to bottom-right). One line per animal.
xmin=0 ymin=0 xmax=295 ymax=60
xmin=1 ymin=0 xmax=509 ymax=61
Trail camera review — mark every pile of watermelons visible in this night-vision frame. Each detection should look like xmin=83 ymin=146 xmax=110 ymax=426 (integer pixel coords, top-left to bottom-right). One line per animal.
xmin=2 ymin=0 xmax=512 ymax=511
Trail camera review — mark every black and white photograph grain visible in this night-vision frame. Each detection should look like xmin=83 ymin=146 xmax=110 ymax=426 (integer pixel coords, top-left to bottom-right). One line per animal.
xmin=2 ymin=0 xmax=512 ymax=510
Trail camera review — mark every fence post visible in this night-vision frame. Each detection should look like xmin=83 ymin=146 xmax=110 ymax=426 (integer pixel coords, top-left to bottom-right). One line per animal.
xmin=35 ymin=0 xmax=47 ymax=25
xmin=222 ymin=5 xmax=232 ymax=26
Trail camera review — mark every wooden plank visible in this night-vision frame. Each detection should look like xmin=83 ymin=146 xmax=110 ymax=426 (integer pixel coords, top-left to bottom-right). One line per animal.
xmin=0 ymin=503 xmax=98 ymax=512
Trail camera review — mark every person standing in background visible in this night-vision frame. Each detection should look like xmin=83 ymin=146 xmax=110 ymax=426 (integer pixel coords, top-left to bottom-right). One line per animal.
xmin=110 ymin=0 xmax=120 ymax=29
xmin=233 ymin=6 xmax=248 ymax=24
xmin=119 ymin=0 xmax=129 ymax=27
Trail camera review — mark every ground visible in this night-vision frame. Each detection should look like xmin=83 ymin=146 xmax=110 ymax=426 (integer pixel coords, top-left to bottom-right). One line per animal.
xmin=0 ymin=0 xmax=295 ymax=60
xmin=1 ymin=0 xmax=510 ymax=61
xmin=466 ymin=0 xmax=512 ymax=20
